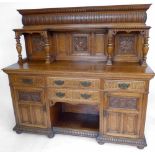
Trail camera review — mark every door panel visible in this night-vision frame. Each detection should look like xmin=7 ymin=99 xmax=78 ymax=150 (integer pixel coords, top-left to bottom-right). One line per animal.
xmin=103 ymin=92 xmax=142 ymax=138
xmin=18 ymin=104 xmax=32 ymax=125
xmin=31 ymin=105 xmax=47 ymax=128
xmin=15 ymin=87 xmax=48 ymax=128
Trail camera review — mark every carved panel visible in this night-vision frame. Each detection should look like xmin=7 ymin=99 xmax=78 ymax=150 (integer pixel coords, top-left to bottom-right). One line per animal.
xmin=18 ymin=91 xmax=41 ymax=102
xmin=72 ymin=34 xmax=89 ymax=54
xmin=109 ymin=96 xmax=137 ymax=110
xmin=32 ymin=35 xmax=44 ymax=52
xmin=117 ymin=36 xmax=135 ymax=54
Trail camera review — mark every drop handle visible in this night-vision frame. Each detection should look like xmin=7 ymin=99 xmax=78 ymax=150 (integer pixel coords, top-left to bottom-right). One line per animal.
xmin=80 ymin=81 xmax=91 ymax=87
xmin=118 ymin=83 xmax=130 ymax=89
xmin=56 ymin=92 xmax=65 ymax=98
xmin=22 ymin=79 xmax=33 ymax=84
xmin=54 ymin=80 xmax=64 ymax=85
xmin=80 ymin=94 xmax=91 ymax=99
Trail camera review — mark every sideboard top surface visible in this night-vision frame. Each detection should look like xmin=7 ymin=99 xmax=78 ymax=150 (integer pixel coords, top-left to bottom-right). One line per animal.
xmin=3 ymin=61 xmax=154 ymax=79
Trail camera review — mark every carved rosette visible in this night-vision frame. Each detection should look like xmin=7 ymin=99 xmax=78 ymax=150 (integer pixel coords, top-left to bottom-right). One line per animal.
xmin=15 ymin=32 xmax=23 ymax=64
xmin=141 ymin=30 xmax=149 ymax=66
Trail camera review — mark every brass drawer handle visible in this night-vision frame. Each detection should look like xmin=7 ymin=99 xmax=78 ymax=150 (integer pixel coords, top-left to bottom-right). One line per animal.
xmin=56 ymin=92 xmax=65 ymax=98
xmin=118 ymin=83 xmax=130 ymax=89
xmin=22 ymin=78 xmax=33 ymax=84
xmin=80 ymin=94 xmax=91 ymax=99
xmin=54 ymin=80 xmax=64 ymax=86
xmin=80 ymin=81 xmax=91 ymax=87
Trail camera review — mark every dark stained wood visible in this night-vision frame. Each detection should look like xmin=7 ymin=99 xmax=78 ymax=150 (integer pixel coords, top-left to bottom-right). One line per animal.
xmin=2 ymin=4 xmax=155 ymax=149
xmin=54 ymin=112 xmax=99 ymax=131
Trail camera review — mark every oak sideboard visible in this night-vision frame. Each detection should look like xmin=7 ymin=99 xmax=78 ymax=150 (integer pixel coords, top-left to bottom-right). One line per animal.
xmin=3 ymin=4 xmax=154 ymax=149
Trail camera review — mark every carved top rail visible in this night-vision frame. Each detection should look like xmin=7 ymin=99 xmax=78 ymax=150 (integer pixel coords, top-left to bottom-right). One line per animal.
xmin=18 ymin=4 xmax=151 ymax=27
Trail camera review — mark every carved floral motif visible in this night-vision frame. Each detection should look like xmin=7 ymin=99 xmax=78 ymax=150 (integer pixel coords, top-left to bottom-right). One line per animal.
xmin=118 ymin=36 xmax=135 ymax=54
xmin=18 ymin=91 xmax=41 ymax=102
xmin=32 ymin=35 xmax=44 ymax=52
xmin=73 ymin=36 xmax=88 ymax=52
xmin=109 ymin=96 xmax=137 ymax=109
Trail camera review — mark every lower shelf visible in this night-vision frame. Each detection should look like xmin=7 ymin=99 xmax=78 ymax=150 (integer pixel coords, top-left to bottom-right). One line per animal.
xmin=54 ymin=112 xmax=99 ymax=131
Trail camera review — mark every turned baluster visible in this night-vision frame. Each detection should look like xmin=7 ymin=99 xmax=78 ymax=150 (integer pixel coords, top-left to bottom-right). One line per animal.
xmin=41 ymin=31 xmax=50 ymax=64
xmin=15 ymin=32 xmax=22 ymax=64
xmin=106 ymin=30 xmax=114 ymax=65
xmin=141 ymin=30 xmax=149 ymax=66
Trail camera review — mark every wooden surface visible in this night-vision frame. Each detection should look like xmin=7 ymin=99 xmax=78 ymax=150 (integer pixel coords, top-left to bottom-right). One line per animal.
xmin=3 ymin=4 xmax=155 ymax=149
xmin=3 ymin=61 xmax=154 ymax=79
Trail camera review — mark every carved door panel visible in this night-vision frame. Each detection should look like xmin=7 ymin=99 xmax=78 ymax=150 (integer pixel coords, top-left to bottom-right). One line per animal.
xmin=31 ymin=105 xmax=47 ymax=127
xmin=15 ymin=87 xmax=48 ymax=128
xmin=103 ymin=92 xmax=142 ymax=138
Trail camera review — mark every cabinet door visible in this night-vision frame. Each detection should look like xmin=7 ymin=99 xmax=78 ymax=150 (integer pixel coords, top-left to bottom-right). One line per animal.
xmin=103 ymin=92 xmax=142 ymax=138
xmin=15 ymin=87 xmax=48 ymax=128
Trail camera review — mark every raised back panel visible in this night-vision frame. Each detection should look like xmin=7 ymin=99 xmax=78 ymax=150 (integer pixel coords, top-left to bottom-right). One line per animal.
xmin=15 ymin=4 xmax=151 ymax=64
xmin=114 ymin=32 xmax=142 ymax=62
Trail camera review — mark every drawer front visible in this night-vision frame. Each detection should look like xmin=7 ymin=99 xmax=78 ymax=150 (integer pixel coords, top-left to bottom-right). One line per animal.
xmin=10 ymin=75 xmax=45 ymax=87
xmin=49 ymin=88 xmax=72 ymax=101
xmin=47 ymin=77 xmax=100 ymax=89
xmin=48 ymin=88 xmax=100 ymax=104
xmin=104 ymin=80 xmax=145 ymax=91
xmin=72 ymin=90 xmax=100 ymax=103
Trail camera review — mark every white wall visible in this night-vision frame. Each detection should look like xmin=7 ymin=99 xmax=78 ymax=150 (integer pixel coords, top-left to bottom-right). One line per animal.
xmin=0 ymin=0 xmax=155 ymax=153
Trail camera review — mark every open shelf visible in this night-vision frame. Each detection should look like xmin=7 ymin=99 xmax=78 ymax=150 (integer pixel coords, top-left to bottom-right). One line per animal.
xmin=54 ymin=112 xmax=99 ymax=131
xmin=50 ymin=102 xmax=99 ymax=131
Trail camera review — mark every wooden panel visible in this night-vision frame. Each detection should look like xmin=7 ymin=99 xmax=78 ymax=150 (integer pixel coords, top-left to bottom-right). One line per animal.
xmin=56 ymin=33 xmax=68 ymax=56
xmin=105 ymin=111 xmax=139 ymax=138
xmin=62 ymin=103 xmax=99 ymax=115
xmin=114 ymin=33 xmax=139 ymax=62
xmin=31 ymin=105 xmax=47 ymax=127
xmin=16 ymin=88 xmax=44 ymax=104
xmin=106 ymin=111 xmax=121 ymax=134
xmin=103 ymin=92 xmax=142 ymax=138
xmin=123 ymin=113 xmax=138 ymax=136
xmin=109 ymin=96 xmax=137 ymax=110
xmin=18 ymin=91 xmax=42 ymax=103
xmin=19 ymin=105 xmax=32 ymax=125
xmin=72 ymin=34 xmax=89 ymax=55
xmin=94 ymin=34 xmax=106 ymax=55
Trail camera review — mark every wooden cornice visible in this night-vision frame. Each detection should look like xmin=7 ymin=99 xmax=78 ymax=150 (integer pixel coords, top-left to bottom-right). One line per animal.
xmin=17 ymin=4 xmax=151 ymax=27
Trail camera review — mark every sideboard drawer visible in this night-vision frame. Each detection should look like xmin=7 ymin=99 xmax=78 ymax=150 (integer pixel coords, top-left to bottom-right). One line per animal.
xmin=104 ymin=80 xmax=145 ymax=91
xmin=48 ymin=88 xmax=100 ymax=104
xmin=73 ymin=90 xmax=100 ymax=104
xmin=10 ymin=75 xmax=45 ymax=87
xmin=47 ymin=77 xmax=100 ymax=89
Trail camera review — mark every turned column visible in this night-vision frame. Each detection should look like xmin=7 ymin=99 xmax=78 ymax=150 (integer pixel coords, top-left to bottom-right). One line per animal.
xmin=41 ymin=31 xmax=50 ymax=64
xmin=15 ymin=32 xmax=23 ymax=64
xmin=106 ymin=30 xmax=115 ymax=65
xmin=141 ymin=30 xmax=149 ymax=66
